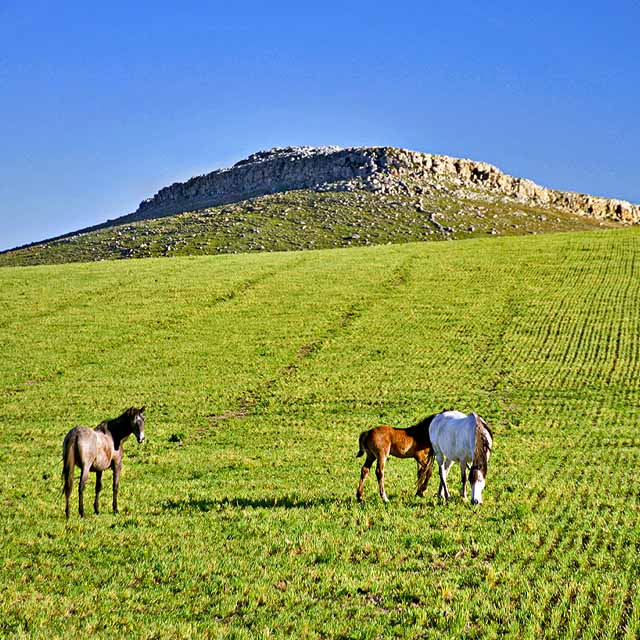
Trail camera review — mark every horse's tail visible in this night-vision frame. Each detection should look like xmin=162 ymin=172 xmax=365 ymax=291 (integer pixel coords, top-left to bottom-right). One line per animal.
xmin=356 ymin=431 xmax=368 ymax=458
xmin=426 ymin=447 xmax=435 ymax=474
xmin=61 ymin=431 xmax=76 ymax=496
xmin=417 ymin=446 xmax=436 ymax=494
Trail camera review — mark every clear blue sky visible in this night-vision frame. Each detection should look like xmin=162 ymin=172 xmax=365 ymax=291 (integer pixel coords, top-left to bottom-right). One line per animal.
xmin=1 ymin=1 xmax=638 ymax=251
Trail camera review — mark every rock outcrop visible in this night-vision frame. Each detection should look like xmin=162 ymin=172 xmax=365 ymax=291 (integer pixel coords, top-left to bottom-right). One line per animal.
xmin=112 ymin=146 xmax=640 ymax=226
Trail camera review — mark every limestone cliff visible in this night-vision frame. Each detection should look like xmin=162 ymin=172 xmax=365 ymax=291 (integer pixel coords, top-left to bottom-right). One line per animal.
xmin=116 ymin=146 xmax=638 ymax=226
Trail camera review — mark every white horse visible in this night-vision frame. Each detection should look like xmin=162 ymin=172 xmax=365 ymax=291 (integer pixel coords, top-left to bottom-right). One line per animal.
xmin=428 ymin=410 xmax=493 ymax=504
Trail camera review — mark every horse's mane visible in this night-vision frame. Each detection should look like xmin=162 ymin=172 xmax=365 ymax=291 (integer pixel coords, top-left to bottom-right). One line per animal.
xmin=411 ymin=414 xmax=437 ymax=430
xmin=472 ymin=416 xmax=492 ymax=475
xmin=94 ymin=408 xmax=138 ymax=438
xmin=478 ymin=416 xmax=493 ymax=441
xmin=95 ymin=421 xmax=109 ymax=433
xmin=405 ymin=413 xmax=438 ymax=446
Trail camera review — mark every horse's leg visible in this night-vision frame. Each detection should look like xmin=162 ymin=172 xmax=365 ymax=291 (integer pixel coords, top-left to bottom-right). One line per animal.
xmin=112 ymin=463 xmax=121 ymax=514
xmin=78 ymin=465 xmax=90 ymax=518
xmin=437 ymin=463 xmax=446 ymax=499
xmin=437 ymin=458 xmax=453 ymax=500
xmin=435 ymin=452 xmax=446 ymax=499
xmin=459 ymin=462 xmax=467 ymax=499
xmin=416 ymin=458 xmax=425 ymax=497
xmin=357 ymin=454 xmax=375 ymax=501
xmin=376 ymin=454 xmax=389 ymax=503
xmin=94 ymin=470 xmax=103 ymax=515
xmin=441 ymin=459 xmax=454 ymax=500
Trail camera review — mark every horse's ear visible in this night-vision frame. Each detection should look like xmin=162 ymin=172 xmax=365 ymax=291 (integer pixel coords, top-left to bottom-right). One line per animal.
xmin=140 ymin=406 xmax=145 ymax=414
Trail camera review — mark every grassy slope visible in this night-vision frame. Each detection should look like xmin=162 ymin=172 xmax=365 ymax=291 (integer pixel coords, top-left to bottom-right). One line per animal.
xmin=1 ymin=228 xmax=639 ymax=638
xmin=0 ymin=186 xmax=621 ymax=267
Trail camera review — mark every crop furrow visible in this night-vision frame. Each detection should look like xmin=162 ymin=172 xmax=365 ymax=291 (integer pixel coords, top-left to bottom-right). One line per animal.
xmin=618 ymin=582 xmax=636 ymax=640
xmin=200 ymin=253 xmax=419 ymax=431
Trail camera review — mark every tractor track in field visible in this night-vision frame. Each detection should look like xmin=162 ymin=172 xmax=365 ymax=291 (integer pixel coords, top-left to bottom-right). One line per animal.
xmin=202 ymin=254 xmax=417 ymax=431
xmin=3 ymin=259 xmax=311 ymax=401
xmin=201 ymin=254 xmax=313 ymax=307
xmin=225 ymin=301 xmax=366 ymax=420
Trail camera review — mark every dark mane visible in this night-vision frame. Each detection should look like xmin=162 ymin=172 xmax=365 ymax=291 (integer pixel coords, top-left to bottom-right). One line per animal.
xmin=471 ymin=415 xmax=492 ymax=477
xmin=405 ymin=413 xmax=438 ymax=447
xmin=95 ymin=422 xmax=109 ymax=434
xmin=94 ymin=407 xmax=139 ymax=449
xmin=478 ymin=415 xmax=493 ymax=441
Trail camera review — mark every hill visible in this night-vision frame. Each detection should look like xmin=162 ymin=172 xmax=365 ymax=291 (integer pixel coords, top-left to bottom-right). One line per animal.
xmin=1 ymin=228 xmax=639 ymax=637
xmin=1 ymin=146 xmax=638 ymax=267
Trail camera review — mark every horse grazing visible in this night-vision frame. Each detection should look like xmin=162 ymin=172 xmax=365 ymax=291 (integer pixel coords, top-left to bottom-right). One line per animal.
xmin=62 ymin=406 xmax=145 ymax=518
xmin=428 ymin=410 xmax=493 ymax=505
xmin=356 ymin=415 xmax=436 ymax=503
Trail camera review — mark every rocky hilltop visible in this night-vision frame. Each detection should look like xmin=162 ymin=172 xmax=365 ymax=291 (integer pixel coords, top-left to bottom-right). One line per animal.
xmin=2 ymin=145 xmax=638 ymax=267
xmin=119 ymin=146 xmax=639 ymax=226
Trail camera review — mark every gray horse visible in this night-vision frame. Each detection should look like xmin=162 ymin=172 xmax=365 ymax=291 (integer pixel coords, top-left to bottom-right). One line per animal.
xmin=62 ymin=407 xmax=145 ymax=518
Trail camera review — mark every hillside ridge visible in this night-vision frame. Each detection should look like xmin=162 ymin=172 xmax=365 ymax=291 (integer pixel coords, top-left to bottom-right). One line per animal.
xmin=2 ymin=145 xmax=638 ymax=266
xmin=124 ymin=145 xmax=639 ymax=226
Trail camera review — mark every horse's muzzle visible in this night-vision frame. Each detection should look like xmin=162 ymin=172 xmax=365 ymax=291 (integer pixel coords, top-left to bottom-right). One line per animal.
xmin=137 ymin=434 xmax=145 ymax=443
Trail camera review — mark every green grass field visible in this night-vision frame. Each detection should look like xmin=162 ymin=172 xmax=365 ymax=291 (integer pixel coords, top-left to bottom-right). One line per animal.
xmin=1 ymin=228 xmax=639 ymax=638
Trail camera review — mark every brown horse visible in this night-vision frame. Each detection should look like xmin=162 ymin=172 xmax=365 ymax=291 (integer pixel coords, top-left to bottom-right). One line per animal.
xmin=356 ymin=415 xmax=436 ymax=502
xmin=62 ymin=407 xmax=145 ymax=518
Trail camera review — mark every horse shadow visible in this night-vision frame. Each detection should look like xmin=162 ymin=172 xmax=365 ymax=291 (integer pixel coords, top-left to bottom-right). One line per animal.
xmin=159 ymin=494 xmax=341 ymax=512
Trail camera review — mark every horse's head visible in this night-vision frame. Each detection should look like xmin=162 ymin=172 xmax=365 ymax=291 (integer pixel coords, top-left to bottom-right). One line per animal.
xmin=128 ymin=406 xmax=145 ymax=443
xmin=469 ymin=464 xmax=487 ymax=505
xmin=470 ymin=420 xmax=492 ymax=505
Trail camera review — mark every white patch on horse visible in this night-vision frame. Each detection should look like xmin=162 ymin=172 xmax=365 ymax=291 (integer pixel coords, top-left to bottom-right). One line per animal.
xmin=135 ymin=412 xmax=145 ymax=442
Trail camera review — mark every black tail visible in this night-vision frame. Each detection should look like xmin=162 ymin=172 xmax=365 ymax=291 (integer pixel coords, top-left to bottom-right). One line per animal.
xmin=356 ymin=431 xmax=367 ymax=457
xmin=62 ymin=432 xmax=76 ymax=496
